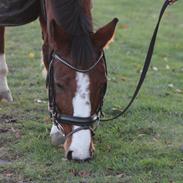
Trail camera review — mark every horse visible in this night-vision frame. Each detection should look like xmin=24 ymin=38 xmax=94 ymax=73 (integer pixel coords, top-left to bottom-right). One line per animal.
xmin=0 ymin=0 xmax=118 ymax=161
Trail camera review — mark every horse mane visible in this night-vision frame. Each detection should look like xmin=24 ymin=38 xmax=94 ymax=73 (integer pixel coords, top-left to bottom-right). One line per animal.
xmin=52 ymin=0 xmax=95 ymax=66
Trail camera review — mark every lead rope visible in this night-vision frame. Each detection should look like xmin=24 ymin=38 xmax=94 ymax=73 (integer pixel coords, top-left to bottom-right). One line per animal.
xmin=101 ymin=0 xmax=178 ymax=122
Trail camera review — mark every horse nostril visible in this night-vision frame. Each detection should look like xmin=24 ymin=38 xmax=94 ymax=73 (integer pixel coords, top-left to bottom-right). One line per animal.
xmin=67 ymin=151 xmax=73 ymax=160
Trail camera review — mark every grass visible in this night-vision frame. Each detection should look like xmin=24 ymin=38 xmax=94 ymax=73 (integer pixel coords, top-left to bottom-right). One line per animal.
xmin=0 ymin=0 xmax=183 ymax=182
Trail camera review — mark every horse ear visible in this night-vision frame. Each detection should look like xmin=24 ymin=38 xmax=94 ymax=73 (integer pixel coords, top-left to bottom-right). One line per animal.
xmin=93 ymin=18 xmax=118 ymax=49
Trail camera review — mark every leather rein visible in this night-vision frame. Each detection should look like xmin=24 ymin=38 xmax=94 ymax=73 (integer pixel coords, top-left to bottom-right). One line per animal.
xmin=46 ymin=0 xmax=177 ymax=138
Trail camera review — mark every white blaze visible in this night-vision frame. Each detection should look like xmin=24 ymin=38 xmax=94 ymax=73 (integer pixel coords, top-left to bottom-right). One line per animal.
xmin=70 ymin=72 xmax=91 ymax=160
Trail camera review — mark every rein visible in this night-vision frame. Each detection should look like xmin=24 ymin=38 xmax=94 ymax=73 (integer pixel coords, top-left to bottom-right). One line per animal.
xmin=101 ymin=0 xmax=178 ymax=121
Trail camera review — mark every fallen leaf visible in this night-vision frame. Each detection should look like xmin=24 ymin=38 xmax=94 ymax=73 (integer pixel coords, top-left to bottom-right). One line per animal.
xmin=137 ymin=134 xmax=145 ymax=137
xmin=166 ymin=65 xmax=170 ymax=70
xmin=11 ymin=127 xmax=16 ymax=133
xmin=175 ymin=89 xmax=183 ymax=94
xmin=112 ymin=107 xmax=123 ymax=114
xmin=78 ymin=171 xmax=91 ymax=177
xmin=168 ymin=83 xmax=174 ymax=88
xmin=5 ymin=173 xmax=13 ymax=177
xmin=15 ymin=131 xmax=21 ymax=139
xmin=116 ymin=173 xmax=125 ymax=178
xmin=119 ymin=24 xmax=129 ymax=30
xmin=118 ymin=76 xmax=128 ymax=81
xmin=107 ymin=77 xmax=117 ymax=83
xmin=164 ymin=57 xmax=168 ymax=62
xmin=28 ymin=52 xmax=35 ymax=59
xmin=34 ymin=99 xmax=47 ymax=104
xmin=152 ymin=66 xmax=158 ymax=71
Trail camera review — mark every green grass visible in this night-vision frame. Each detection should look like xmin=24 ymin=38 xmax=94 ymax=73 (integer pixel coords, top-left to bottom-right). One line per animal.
xmin=0 ymin=0 xmax=183 ymax=182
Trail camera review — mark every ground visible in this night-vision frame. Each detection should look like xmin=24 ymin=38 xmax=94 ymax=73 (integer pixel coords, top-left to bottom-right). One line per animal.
xmin=0 ymin=0 xmax=183 ymax=182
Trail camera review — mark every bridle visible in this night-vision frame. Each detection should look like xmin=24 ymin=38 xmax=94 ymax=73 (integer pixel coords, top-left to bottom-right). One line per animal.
xmin=47 ymin=51 xmax=107 ymax=139
xmin=46 ymin=0 xmax=178 ymax=140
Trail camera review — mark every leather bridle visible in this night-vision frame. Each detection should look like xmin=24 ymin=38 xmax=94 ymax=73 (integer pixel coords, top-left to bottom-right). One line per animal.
xmin=47 ymin=51 xmax=107 ymax=139
xmin=46 ymin=0 xmax=178 ymax=139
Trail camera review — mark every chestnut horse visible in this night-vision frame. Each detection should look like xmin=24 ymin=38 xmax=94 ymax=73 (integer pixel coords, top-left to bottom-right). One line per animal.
xmin=0 ymin=0 xmax=118 ymax=161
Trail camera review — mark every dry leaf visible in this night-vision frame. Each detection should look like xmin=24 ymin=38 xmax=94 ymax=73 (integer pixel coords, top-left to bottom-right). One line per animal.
xmin=166 ymin=65 xmax=170 ymax=70
xmin=164 ymin=57 xmax=168 ymax=62
xmin=15 ymin=131 xmax=21 ymax=139
xmin=168 ymin=83 xmax=174 ymax=88
xmin=34 ymin=99 xmax=47 ymax=104
xmin=152 ymin=66 xmax=158 ymax=71
xmin=175 ymin=89 xmax=183 ymax=94
xmin=119 ymin=24 xmax=129 ymax=30
xmin=28 ymin=52 xmax=35 ymax=59
xmin=119 ymin=76 xmax=127 ymax=81
xmin=5 ymin=173 xmax=13 ymax=177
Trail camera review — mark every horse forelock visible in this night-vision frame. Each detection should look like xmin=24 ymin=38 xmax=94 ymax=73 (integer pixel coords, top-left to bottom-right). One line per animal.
xmin=51 ymin=0 xmax=95 ymax=67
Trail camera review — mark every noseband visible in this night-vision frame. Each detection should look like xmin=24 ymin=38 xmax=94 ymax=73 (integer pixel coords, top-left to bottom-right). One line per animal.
xmin=47 ymin=51 xmax=107 ymax=139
